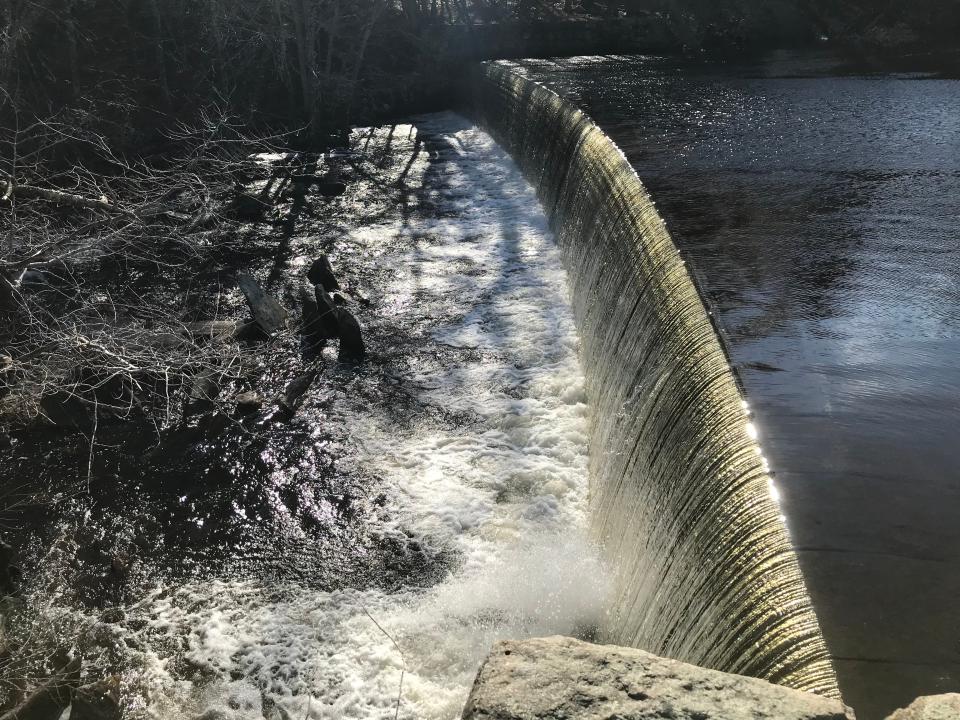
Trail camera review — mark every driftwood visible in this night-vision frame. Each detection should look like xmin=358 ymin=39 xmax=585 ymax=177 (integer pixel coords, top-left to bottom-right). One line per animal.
xmin=1 ymin=180 xmax=116 ymax=212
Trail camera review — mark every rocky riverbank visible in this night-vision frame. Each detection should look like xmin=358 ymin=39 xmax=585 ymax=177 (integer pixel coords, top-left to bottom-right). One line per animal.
xmin=462 ymin=636 xmax=960 ymax=720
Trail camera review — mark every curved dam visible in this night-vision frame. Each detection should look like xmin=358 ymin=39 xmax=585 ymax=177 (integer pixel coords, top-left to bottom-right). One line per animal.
xmin=464 ymin=62 xmax=839 ymax=698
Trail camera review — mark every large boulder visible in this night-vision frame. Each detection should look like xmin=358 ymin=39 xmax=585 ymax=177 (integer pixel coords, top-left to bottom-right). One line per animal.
xmin=462 ymin=636 xmax=853 ymax=720
xmin=887 ymin=694 xmax=960 ymax=719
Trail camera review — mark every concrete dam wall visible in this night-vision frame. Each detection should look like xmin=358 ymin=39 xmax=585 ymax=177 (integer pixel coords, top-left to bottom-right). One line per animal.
xmin=463 ymin=61 xmax=839 ymax=698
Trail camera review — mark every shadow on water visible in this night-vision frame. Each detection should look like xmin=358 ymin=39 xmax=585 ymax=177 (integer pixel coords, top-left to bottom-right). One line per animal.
xmin=0 ymin=111 xmax=569 ymax=624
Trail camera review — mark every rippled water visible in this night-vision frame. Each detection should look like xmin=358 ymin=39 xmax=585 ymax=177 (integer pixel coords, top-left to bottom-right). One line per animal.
xmin=1 ymin=115 xmax=604 ymax=718
xmin=518 ymin=52 xmax=960 ymax=719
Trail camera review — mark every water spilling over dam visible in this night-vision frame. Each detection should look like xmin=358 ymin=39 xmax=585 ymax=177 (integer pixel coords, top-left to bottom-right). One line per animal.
xmin=464 ymin=62 xmax=838 ymax=699
xmin=509 ymin=53 xmax=960 ymax=720
xmin=29 ymin=49 xmax=960 ymax=720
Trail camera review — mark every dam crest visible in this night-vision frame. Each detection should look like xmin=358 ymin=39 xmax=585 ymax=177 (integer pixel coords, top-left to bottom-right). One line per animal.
xmin=464 ymin=60 xmax=839 ymax=698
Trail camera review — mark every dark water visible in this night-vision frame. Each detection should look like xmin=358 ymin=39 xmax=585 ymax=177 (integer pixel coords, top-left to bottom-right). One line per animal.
xmin=519 ymin=52 xmax=960 ymax=719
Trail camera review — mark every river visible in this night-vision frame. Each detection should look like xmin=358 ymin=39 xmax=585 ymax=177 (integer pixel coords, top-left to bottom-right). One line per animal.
xmin=0 ymin=114 xmax=605 ymax=719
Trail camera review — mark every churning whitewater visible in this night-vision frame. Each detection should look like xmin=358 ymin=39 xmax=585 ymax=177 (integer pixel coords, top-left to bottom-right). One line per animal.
xmin=97 ymin=114 xmax=604 ymax=719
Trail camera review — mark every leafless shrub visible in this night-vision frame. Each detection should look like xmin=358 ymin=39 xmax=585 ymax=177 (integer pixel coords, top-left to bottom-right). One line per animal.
xmin=0 ymin=96 xmax=304 ymax=431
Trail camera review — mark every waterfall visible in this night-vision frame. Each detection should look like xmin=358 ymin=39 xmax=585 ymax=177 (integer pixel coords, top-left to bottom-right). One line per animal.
xmin=464 ymin=61 xmax=839 ymax=699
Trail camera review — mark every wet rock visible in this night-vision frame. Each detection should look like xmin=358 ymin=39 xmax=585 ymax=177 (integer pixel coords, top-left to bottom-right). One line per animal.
xmin=234 ymin=391 xmax=263 ymax=416
xmin=315 ymin=181 xmax=347 ymax=198
xmin=275 ymin=370 xmax=317 ymax=422
xmin=887 ymin=694 xmax=960 ymax=719
xmin=19 ymin=269 xmax=49 ymax=288
xmin=237 ymin=274 xmax=288 ymax=336
xmin=230 ymin=191 xmax=270 ymax=221
xmin=184 ymin=321 xmax=240 ymax=343
xmin=336 ymin=308 xmax=365 ymax=362
xmin=299 ymin=286 xmax=325 ymax=354
xmin=186 ymin=369 xmax=222 ymax=415
xmin=0 ymin=655 xmax=81 ymax=720
xmin=191 ymin=711 xmax=230 ymax=720
xmin=70 ymin=676 xmax=121 ymax=720
xmin=462 ymin=636 xmax=853 ymax=720
xmin=306 ymin=255 xmax=339 ymax=292
xmin=100 ymin=607 xmax=125 ymax=624
xmin=262 ymin=695 xmax=292 ymax=720
xmin=234 ymin=319 xmax=267 ymax=343
xmin=313 ymin=289 xmax=342 ymax=340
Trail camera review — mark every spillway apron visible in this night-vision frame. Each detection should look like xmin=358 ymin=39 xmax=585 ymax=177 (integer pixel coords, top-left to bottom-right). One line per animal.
xmin=462 ymin=60 xmax=839 ymax=699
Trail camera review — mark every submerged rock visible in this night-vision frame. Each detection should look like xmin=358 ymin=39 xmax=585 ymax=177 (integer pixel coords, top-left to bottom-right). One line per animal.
xmin=234 ymin=391 xmax=263 ymax=416
xmin=230 ymin=191 xmax=270 ymax=221
xmin=887 ymin=694 xmax=960 ymax=719
xmin=0 ymin=655 xmax=81 ymax=720
xmin=462 ymin=636 xmax=853 ymax=720
xmin=315 ymin=181 xmax=347 ymax=198
xmin=70 ymin=676 xmax=121 ymax=720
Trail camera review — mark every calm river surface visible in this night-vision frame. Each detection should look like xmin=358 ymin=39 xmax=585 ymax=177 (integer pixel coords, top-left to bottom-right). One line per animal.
xmin=519 ymin=52 xmax=960 ymax=719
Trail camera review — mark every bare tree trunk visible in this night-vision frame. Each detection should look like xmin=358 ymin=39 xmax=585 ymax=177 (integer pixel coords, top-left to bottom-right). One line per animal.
xmin=147 ymin=0 xmax=172 ymax=111
xmin=343 ymin=1 xmax=389 ymax=124
xmin=291 ymin=0 xmax=321 ymax=137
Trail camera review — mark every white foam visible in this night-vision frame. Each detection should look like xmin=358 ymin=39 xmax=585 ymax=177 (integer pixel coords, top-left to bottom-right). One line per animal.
xmin=125 ymin=114 xmax=605 ymax=719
